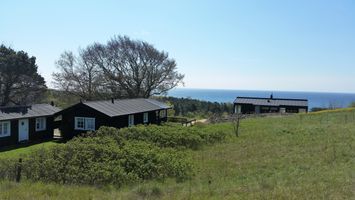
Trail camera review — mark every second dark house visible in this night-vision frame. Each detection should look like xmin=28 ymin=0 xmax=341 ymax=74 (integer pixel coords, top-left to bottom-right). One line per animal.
xmin=234 ymin=95 xmax=308 ymax=114
xmin=56 ymin=98 xmax=171 ymax=139
xmin=0 ymin=104 xmax=61 ymax=147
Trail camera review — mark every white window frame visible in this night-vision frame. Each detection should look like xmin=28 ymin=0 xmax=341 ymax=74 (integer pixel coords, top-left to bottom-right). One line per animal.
xmin=160 ymin=110 xmax=167 ymax=118
xmin=85 ymin=118 xmax=95 ymax=130
xmin=0 ymin=121 xmax=11 ymax=137
xmin=35 ymin=117 xmax=47 ymax=131
xmin=143 ymin=112 xmax=149 ymax=123
xmin=128 ymin=115 xmax=134 ymax=127
xmin=75 ymin=117 xmax=95 ymax=131
xmin=75 ymin=117 xmax=85 ymax=130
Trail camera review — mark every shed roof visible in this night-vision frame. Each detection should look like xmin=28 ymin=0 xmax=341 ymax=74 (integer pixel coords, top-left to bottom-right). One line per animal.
xmin=0 ymin=104 xmax=62 ymax=121
xmin=234 ymin=97 xmax=308 ymax=107
xmin=82 ymin=98 xmax=170 ymax=117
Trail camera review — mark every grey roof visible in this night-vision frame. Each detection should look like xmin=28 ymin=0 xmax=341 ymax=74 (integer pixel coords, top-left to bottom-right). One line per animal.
xmin=0 ymin=104 xmax=62 ymax=121
xmin=83 ymin=98 xmax=170 ymax=117
xmin=234 ymin=97 xmax=308 ymax=107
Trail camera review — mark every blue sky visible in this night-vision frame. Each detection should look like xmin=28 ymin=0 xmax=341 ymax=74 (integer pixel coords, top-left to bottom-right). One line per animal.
xmin=1 ymin=0 xmax=355 ymax=93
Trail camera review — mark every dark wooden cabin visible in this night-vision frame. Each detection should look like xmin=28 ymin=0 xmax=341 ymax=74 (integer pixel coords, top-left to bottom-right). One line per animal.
xmin=234 ymin=95 xmax=308 ymax=114
xmin=56 ymin=98 xmax=171 ymax=139
xmin=0 ymin=104 xmax=61 ymax=147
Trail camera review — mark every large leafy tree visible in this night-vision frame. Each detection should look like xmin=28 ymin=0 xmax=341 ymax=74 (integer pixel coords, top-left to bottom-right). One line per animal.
xmin=0 ymin=45 xmax=46 ymax=106
xmin=90 ymin=36 xmax=184 ymax=98
xmin=53 ymin=36 xmax=184 ymax=99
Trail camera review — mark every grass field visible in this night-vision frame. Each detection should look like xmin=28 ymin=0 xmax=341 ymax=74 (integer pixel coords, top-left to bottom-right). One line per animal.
xmin=0 ymin=140 xmax=62 ymax=160
xmin=0 ymin=110 xmax=354 ymax=199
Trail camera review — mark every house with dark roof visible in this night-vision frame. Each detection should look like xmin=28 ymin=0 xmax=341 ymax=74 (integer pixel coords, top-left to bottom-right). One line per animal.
xmin=0 ymin=103 xmax=61 ymax=146
xmin=234 ymin=95 xmax=308 ymax=114
xmin=56 ymin=98 xmax=171 ymax=139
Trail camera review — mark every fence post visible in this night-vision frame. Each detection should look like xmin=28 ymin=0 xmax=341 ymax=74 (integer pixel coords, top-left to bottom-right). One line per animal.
xmin=16 ymin=158 xmax=22 ymax=182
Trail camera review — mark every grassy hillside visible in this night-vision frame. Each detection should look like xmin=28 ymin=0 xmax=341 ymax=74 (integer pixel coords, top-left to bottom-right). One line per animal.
xmin=0 ymin=141 xmax=61 ymax=160
xmin=0 ymin=110 xmax=354 ymax=199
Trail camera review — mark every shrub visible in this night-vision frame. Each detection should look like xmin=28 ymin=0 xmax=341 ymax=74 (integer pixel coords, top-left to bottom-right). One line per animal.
xmin=22 ymin=137 xmax=135 ymax=186
xmin=120 ymin=141 xmax=192 ymax=181
xmin=118 ymin=125 xmax=203 ymax=149
xmin=0 ymin=158 xmax=18 ymax=181
xmin=93 ymin=124 xmax=227 ymax=149
xmin=0 ymin=124 xmax=227 ymax=187
xmin=0 ymin=135 xmax=193 ymax=186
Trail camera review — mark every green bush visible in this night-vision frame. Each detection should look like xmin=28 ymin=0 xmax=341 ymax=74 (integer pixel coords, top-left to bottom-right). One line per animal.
xmin=118 ymin=125 xmax=203 ymax=149
xmin=0 ymin=124 xmax=227 ymax=187
xmin=0 ymin=135 xmax=193 ymax=186
xmin=0 ymin=158 xmax=18 ymax=181
xmin=86 ymin=124 xmax=228 ymax=149
xmin=22 ymin=137 xmax=136 ymax=186
xmin=96 ymin=124 xmax=228 ymax=149
xmin=120 ymin=141 xmax=192 ymax=181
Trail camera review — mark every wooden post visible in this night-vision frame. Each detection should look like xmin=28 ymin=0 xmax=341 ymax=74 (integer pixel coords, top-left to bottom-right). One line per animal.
xmin=236 ymin=114 xmax=240 ymax=137
xmin=233 ymin=114 xmax=241 ymax=137
xmin=16 ymin=158 xmax=22 ymax=182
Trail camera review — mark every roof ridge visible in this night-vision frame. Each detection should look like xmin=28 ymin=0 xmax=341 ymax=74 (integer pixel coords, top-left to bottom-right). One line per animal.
xmin=236 ymin=96 xmax=308 ymax=101
xmin=0 ymin=103 xmax=58 ymax=109
xmin=83 ymin=98 xmax=146 ymax=104
xmin=81 ymin=98 xmax=170 ymax=117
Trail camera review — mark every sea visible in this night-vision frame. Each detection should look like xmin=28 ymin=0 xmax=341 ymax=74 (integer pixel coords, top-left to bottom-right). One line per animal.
xmin=167 ymin=88 xmax=355 ymax=110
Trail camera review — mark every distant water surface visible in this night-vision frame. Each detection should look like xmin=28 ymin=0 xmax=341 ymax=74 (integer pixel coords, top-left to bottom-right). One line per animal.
xmin=167 ymin=88 xmax=355 ymax=110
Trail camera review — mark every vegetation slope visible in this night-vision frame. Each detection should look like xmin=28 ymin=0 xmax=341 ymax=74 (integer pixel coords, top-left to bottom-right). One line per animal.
xmin=0 ymin=109 xmax=354 ymax=199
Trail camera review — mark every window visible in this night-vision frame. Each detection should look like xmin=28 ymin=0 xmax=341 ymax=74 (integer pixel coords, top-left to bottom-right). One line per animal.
xmin=35 ymin=117 xmax=46 ymax=131
xmin=143 ymin=113 xmax=149 ymax=123
xmin=0 ymin=121 xmax=11 ymax=137
xmin=128 ymin=115 xmax=134 ymax=127
xmin=85 ymin=118 xmax=95 ymax=130
xmin=298 ymin=108 xmax=307 ymax=113
xmin=280 ymin=108 xmax=286 ymax=113
xmin=160 ymin=110 xmax=167 ymax=118
xmin=75 ymin=117 xmax=95 ymax=130
xmin=75 ymin=117 xmax=85 ymax=130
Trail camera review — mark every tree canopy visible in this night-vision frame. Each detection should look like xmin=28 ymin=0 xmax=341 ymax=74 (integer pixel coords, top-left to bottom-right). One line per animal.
xmin=53 ymin=50 xmax=107 ymax=100
xmin=53 ymin=36 xmax=184 ymax=100
xmin=0 ymin=45 xmax=46 ymax=106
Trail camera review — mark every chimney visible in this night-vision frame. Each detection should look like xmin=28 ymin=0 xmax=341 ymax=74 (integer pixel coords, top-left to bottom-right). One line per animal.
xmin=50 ymin=101 xmax=54 ymax=106
xmin=111 ymin=98 xmax=114 ymax=104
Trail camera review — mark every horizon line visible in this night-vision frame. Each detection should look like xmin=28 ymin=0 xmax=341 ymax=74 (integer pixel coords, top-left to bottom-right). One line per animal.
xmin=172 ymin=87 xmax=355 ymax=95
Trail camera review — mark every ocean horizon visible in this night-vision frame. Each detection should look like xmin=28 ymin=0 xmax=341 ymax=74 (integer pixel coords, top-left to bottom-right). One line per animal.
xmin=167 ymin=88 xmax=355 ymax=110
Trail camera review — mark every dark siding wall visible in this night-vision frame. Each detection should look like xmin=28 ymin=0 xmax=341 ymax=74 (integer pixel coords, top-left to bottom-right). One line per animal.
xmin=101 ymin=110 xmax=166 ymax=129
xmin=160 ymin=109 xmax=168 ymax=123
xmin=0 ymin=116 xmax=55 ymax=147
xmin=111 ymin=115 xmax=128 ymax=129
xmin=134 ymin=110 xmax=168 ymax=125
xmin=111 ymin=111 xmax=157 ymax=128
xmin=134 ymin=113 xmax=144 ymax=125
xmin=236 ymin=104 xmax=255 ymax=114
xmin=283 ymin=106 xmax=308 ymax=113
xmin=260 ymin=106 xmax=279 ymax=113
xmin=149 ymin=111 xmax=158 ymax=124
xmin=59 ymin=104 xmax=112 ymax=139
xmin=29 ymin=116 xmax=54 ymax=141
xmin=235 ymin=103 xmax=308 ymax=114
xmin=157 ymin=110 xmax=168 ymax=124
xmin=0 ymin=120 xmax=18 ymax=147
xmin=59 ymin=105 xmax=170 ymax=140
